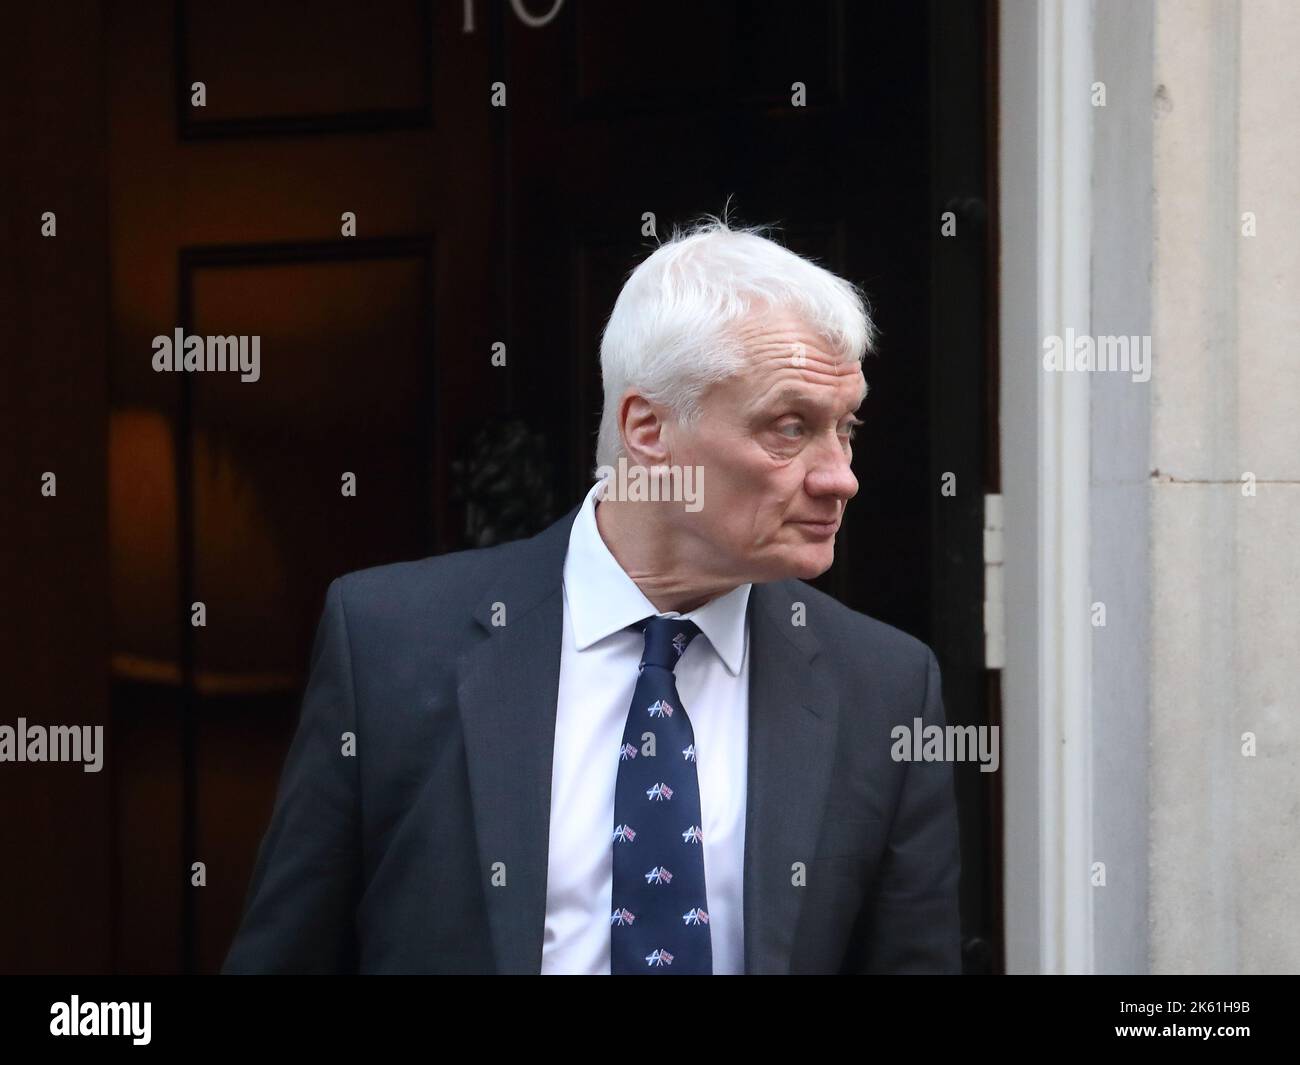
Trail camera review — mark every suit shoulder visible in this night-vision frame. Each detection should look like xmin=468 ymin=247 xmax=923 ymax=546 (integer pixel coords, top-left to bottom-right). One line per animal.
xmin=777 ymin=578 xmax=935 ymax=669
xmin=328 ymin=537 xmax=531 ymax=615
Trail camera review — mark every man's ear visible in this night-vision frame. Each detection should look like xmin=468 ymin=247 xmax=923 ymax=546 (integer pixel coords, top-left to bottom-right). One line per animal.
xmin=620 ymin=392 xmax=673 ymax=466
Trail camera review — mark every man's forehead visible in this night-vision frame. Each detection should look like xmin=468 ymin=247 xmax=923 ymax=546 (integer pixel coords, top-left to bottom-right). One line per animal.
xmin=765 ymin=373 xmax=869 ymax=408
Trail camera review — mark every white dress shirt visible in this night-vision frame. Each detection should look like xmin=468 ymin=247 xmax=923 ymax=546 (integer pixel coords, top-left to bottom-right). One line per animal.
xmin=540 ymin=480 xmax=751 ymax=974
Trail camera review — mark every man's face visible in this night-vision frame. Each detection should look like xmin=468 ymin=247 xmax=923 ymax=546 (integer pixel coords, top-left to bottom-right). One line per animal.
xmin=666 ymin=310 xmax=865 ymax=582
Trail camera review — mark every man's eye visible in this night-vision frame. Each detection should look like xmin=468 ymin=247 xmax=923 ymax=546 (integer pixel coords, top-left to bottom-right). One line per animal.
xmin=777 ymin=422 xmax=803 ymax=439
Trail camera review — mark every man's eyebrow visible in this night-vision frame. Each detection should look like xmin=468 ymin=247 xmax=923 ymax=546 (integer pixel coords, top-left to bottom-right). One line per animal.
xmin=770 ymin=381 xmax=869 ymax=410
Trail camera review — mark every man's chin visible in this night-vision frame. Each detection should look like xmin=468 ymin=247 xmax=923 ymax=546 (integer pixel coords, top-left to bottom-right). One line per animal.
xmin=777 ymin=545 xmax=836 ymax=582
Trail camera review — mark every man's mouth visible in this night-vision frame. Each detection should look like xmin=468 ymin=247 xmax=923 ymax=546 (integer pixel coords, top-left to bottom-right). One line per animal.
xmin=789 ymin=518 xmax=839 ymax=536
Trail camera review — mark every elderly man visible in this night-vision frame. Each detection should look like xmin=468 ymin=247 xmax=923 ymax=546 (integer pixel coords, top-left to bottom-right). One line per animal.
xmin=223 ymin=217 xmax=961 ymax=975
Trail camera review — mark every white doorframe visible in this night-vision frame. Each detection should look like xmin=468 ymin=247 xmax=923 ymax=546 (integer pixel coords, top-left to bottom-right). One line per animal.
xmin=998 ymin=0 xmax=1096 ymax=974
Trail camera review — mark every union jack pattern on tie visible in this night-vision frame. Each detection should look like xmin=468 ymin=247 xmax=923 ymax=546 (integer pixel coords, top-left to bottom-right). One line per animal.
xmin=610 ymin=616 xmax=712 ymax=974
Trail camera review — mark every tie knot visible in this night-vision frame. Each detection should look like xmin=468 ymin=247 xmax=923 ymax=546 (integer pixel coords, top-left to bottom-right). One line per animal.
xmin=636 ymin=616 xmax=701 ymax=672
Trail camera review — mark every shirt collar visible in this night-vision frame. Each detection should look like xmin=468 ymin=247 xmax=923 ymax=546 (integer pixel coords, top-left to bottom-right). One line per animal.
xmin=562 ymin=480 xmax=751 ymax=676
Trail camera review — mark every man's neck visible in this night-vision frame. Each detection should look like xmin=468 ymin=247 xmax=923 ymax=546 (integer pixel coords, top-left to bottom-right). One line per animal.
xmin=594 ymin=496 xmax=739 ymax=615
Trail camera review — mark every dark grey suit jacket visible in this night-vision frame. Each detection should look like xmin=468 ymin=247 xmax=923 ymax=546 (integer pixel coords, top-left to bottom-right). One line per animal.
xmin=222 ymin=503 xmax=962 ymax=974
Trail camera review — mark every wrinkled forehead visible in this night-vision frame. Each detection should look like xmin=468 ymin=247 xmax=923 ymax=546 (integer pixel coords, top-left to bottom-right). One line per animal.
xmin=729 ymin=306 xmax=860 ymax=364
xmin=723 ymin=314 xmax=867 ymax=401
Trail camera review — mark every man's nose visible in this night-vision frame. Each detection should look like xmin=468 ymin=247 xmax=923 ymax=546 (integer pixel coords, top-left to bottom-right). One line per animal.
xmin=805 ymin=435 xmax=859 ymax=501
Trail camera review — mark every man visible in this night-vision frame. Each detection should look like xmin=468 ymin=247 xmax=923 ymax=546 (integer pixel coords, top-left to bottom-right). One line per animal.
xmin=223 ymin=217 xmax=962 ymax=975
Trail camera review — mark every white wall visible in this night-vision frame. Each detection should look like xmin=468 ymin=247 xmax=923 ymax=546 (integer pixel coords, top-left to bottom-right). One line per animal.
xmin=1149 ymin=0 xmax=1300 ymax=975
xmin=1000 ymin=0 xmax=1300 ymax=974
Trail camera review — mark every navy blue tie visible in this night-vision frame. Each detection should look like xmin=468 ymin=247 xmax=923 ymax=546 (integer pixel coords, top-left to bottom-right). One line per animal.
xmin=610 ymin=616 xmax=712 ymax=974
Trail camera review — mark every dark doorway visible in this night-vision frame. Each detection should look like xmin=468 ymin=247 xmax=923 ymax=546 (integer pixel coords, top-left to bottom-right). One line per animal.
xmin=3 ymin=0 xmax=997 ymax=974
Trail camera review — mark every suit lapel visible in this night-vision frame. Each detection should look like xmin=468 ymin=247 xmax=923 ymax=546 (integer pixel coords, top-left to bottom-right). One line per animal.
xmin=456 ymin=507 xmax=578 ymax=974
xmin=742 ymin=581 xmax=841 ymax=974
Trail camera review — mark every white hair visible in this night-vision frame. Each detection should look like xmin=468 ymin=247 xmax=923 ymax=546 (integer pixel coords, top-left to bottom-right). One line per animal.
xmin=594 ymin=213 xmax=876 ymax=474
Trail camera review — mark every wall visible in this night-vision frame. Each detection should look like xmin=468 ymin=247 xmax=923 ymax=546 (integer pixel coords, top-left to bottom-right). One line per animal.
xmin=1149 ymin=0 xmax=1300 ymax=974
xmin=1000 ymin=0 xmax=1299 ymax=974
